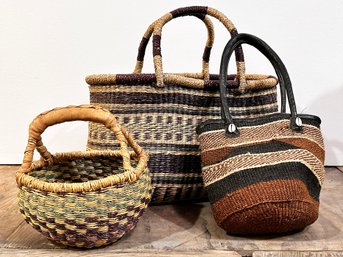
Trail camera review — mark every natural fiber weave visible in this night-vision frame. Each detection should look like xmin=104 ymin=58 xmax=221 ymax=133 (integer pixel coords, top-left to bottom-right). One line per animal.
xmin=197 ymin=33 xmax=325 ymax=235
xmin=16 ymin=105 xmax=152 ymax=248
xmin=86 ymin=6 xmax=279 ymax=204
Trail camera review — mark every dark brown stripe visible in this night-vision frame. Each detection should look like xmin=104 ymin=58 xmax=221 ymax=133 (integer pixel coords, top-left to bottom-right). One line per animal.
xmin=170 ymin=6 xmax=208 ymax=18
xmin=278 ymin=137 xmax=324 ymax=163
xmin=137 ymin=36 xmax=149 ymax=61
xmin=202 ymin=46 xmax=212 ymax=62
xmin=206 ymin=162 xmax=321 ymax=204
xmin=90 ymin=90 xmax=277 ymax=108
xmin=230 ymin=28 xmax=238 ymax=37
xmin=193 ymin=13 xmax=206 ymax=20
xmin=228 ymin=28 xmax=244 ymax=62
xmin=211 ymin=179 xmax=319 ymax=235
xmin=116 ymin=74 xmax=157 ymax=85
xmin=235 ymin=44 xmax=244 ymax=62
xmin=102 ymin=104 xmax=277 ymax=116
xmin=153 ymin=35 xmax=161 ymax=57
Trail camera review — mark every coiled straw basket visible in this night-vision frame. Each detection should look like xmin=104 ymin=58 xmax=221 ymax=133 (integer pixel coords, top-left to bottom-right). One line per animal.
xmin=16 ymin=105 xmax=152 ymax=248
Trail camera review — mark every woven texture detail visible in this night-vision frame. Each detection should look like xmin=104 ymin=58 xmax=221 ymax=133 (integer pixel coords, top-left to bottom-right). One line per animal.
xmin=87 ymin=81 xmax=278 ymax=203
xmin=197 ymin=116 xmax=325 ymax=235
xmin=17 ymin=157 xmax=152 ymax=248
xmin=16 ymin=105 xmax=152 ymax=248
xmin=86 ymin=6 xmax=278 ymax=203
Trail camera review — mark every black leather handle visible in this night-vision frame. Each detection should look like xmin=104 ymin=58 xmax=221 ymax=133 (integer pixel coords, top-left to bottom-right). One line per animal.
xmin=219 ymin=33 xmax=302 ymax=136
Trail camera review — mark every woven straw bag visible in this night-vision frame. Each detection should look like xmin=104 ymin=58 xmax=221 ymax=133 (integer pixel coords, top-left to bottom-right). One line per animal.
xmin=86 ymin=6 xmax=279 ymax=204
xmin=197 ymin=33 xmax=325 ymax=235
xmin=16 ymin=105 xmax=152 ymax=248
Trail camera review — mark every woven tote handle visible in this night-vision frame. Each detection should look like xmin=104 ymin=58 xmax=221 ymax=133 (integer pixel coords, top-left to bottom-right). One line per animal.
xmin=134 ymin=12 xmax=214 ymax=80
xmin=219 ymin=33 xmax=302 ymax=136
xmin=19 ymin=105 xmax=143 ymax=172
xmin=152 ymin=6 xmax=248 ymax=91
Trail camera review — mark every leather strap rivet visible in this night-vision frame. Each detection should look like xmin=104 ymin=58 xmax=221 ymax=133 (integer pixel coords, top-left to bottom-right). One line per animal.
xmin=228 ymin=123 xmax=236 ymax=133
xmin=295 ymin=117 xmax=303 ymax=127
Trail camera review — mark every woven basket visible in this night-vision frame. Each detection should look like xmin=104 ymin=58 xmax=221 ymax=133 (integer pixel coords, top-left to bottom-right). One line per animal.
xmin=197 ymin=33 xmax=325 ymax=235
xmin=16 ymin=105 xmax=152 ymax=248
xmin=86 ymin=6 xmax=279 ymax=204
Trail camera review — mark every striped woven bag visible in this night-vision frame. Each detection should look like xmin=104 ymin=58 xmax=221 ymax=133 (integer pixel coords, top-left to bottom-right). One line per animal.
xmin=86 ymin=6 xmax=279 ymax=204
xmin=197 ymin=33 xmax=325 ymax=235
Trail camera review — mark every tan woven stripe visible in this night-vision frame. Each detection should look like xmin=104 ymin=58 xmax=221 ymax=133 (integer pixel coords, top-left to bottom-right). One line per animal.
xmin=202 ymin=149 xmax=325 ymax=186
xmin=163 ymin=73 xmax=205 ymax=89
xmin=153 ymin=13 xmax=173 ymax=35
xmin=88 ymin=109 xmax=276 ymax=146
xmin=201 ymin=136 xmax=325 ymax=167
xmin=207 ymin=7 xmax=235 ymax=31
xmin=201 ymin=135 xmax=324 ymax=157
xmin=199 ymin=121 xmax=324 ymax=151
xmin=86 ymin=146 xmax=200 ymax=155
xmin=89 ymin=84 xmax=277 ymax=98
xmin=94 ymin=102 xmax=278 ymax=112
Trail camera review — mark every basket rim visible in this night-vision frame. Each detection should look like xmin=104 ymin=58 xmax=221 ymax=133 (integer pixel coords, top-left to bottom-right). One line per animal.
xmin=85 ymin=72 xmax=278 ymax=90
xmin=16 ymin=150 xmax=149 ymax=193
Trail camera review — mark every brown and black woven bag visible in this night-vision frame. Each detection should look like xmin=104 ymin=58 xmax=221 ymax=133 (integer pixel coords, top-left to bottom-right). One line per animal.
xmin=86 ymin=6 xmax=279 ymax=204
xmin=197 ymin=33 xmax=325 ymax=235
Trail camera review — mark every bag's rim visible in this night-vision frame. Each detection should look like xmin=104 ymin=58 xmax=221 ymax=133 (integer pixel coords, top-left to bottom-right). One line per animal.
xmin=196 ymin=113 xmax=321 ymax=135
xmin=85 ymin=72 xmax=277 ymax=91
xmin=16 ymin=150 xmax=150 ymax=193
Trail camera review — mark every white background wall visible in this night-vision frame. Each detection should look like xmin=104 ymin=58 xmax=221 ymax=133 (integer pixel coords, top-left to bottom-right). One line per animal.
xmin=1 ymin=0 xmax=342 ymax=165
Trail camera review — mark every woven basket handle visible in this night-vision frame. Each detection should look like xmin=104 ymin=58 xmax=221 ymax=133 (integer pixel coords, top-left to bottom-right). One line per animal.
xmin=152 ymin=6 xmax=248 ymax=92
xmin=134 ymin=13 xmax=214 ymax=80
xmin=19 ymin=105 xmax=143 ymax=172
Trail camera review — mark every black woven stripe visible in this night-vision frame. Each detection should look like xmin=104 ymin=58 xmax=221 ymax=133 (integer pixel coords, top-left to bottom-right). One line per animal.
xmin=170 ymin=6 xmax=208 ymax=18
xmin=229 ymin=140 xmax=299 ymax=157
xmin=203 ymin=46 xmax=212 ymax=62
xmin=103 ymin=105 xmax=278 ymax=116
xmin=153 ymin=35 xmax=161 ymax=57
xmin=151 ymin=174 xmax=203 ymax=184
xmin=193 ymin=13 xmax=206 ymax=20
xmin=115 ymin=74 xmax=157 ymax=85
xmin=197 ymin=113 xmax=321 ymax=134
xmin=151 ymin=185 xmax=207 ymax=204
xmin=137 ymin=37 xmax=149 ymax=61
xmin=235 ymin=42 xmax=244 ymax=62
xmin=206 ymin=162 xmax=321 ymax=204
xmin=90 ymin=91 xmax=277 ymax=108
xmin=148 ymin=153 xmax=201 ymax=174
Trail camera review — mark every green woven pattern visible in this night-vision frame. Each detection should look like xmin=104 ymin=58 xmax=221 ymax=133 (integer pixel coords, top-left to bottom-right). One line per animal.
xmin=29 ymin=157 xmax=131 ymax=183
xmin=17 ymin=157 xmax=152 ymax=248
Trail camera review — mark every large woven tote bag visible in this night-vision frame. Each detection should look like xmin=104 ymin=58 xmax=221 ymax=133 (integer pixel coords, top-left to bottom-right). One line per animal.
xmin=86 ymin=6 xmax=279 ymax=203
xmin=197 ymin=33 xmax=325 ymax=235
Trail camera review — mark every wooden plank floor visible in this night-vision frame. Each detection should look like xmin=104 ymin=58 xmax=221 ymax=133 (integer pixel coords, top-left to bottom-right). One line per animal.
xmin=1 ymin=166 xmax=342 ymax=257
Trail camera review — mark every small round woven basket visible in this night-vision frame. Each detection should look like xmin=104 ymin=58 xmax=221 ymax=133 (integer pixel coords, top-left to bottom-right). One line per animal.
xmin=16 ymin=105 xmax=152 ymax=248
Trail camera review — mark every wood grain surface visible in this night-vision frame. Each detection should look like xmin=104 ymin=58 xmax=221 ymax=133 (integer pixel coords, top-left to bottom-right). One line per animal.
xmin=1 ymin=166 xmax=342 ymax=256
xmin=253 ymin=251 xmax=343 ymax=257
xmin=0 ymin=249 xmax=240 ymax=257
